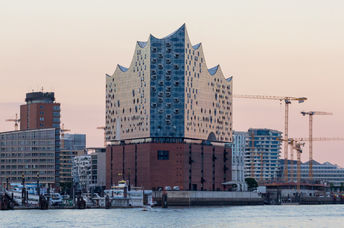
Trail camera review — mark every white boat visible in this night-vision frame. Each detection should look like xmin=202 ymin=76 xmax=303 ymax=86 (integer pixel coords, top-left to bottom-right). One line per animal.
xmin=104 ymin=180 xmax=154 ymax=207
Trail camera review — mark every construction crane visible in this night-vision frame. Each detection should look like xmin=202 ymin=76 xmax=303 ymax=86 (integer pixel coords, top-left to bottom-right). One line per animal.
xmin=301 ymin=111 xmax=333 ymax=180
xmin=293 ymin=141 xmax=305 ymax=193
xmin=234 ymin=94 xmax=307 ymax=181
xmin=61 ymin=123 xmax=71 ymax=149
xmin=288 ymin=139 xmax=295 ymax=182
xmin=97 ymin=126 xmax=106 ymax=147
xmin=6 ymin=113 xmax=20 ymax=131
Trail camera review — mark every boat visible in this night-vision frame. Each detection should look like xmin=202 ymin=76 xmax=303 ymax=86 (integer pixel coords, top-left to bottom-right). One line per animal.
xmin=5 ymin=183 xmax=62 ymax=206
xmin=103 ymin=180 xmax=154 ymax=208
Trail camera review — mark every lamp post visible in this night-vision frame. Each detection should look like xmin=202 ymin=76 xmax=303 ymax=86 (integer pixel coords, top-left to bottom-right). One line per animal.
xmin=37 ymin=173 xmax=40 ymax=196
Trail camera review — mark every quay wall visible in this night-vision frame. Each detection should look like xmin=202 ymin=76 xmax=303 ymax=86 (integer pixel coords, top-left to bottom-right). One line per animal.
xmin=153 ymin=191 xmax=263 ymax=206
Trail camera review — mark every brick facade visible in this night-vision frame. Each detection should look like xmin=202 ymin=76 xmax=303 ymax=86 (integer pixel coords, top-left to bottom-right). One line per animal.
xmin=106 ymin=142 xmax=232 ymax=190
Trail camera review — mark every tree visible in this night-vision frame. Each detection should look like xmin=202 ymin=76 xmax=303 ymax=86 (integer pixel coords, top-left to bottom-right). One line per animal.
xmin=245 ymin=178 xmax=258 ymax=191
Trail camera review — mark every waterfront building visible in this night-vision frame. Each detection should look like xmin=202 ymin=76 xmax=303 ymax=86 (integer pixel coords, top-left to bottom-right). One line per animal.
xmin=0 ymin=128 xmax=59 ymax=186
xmin=72 ymin=155 xmax=92 ymax=192
xmin=72 ymin=148 xmax=106 ymax=192
xmin=87 ymin=148 xmax=106 ymax=191
xmin=278 ymin=159 xmax=344 ymax=187
xmin=105 ymin=25 xmax=233 ymax=190
xmin=60 ymin=134 xmax=86 ymax=184
xmin=244 ymin=128 xmax=282 ymax=181
xmin=231 ymin=131 xmax=248 ymax=191
xmin=20 ymin=92 xmax=61 ymax=131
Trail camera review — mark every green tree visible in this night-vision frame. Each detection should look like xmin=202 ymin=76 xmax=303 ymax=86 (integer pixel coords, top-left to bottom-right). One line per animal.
xmin=245 ymin=178 xmax=258 ymax=191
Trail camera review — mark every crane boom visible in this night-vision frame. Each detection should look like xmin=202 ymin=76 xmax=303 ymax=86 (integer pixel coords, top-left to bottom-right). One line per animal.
xmin=233 ymin=94 xmax=307 ymax=102
xmin=293 ymin=137 xmax=344 ymax=141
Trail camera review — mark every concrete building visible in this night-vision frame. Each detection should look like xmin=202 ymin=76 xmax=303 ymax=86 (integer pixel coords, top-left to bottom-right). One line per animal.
xmin=105 ymin=25 xmax=233 ymax=190
xmin=0 ymin=128 xmax=60 ymax=186
xmin=278 ymin=160 xmax=344 ymax=186
xmin=60 ymin=134 xmax=86 ymax=184
xmin=244 ymin=128 xmax=282 ymax=181
xmin=20 ymin=92 xmax=60 ymax=131
xmin=72 ymin=155 xmax=92 ymax=192
xmin=87 ymin=148 xmax=106 ymax=190
xmin=231 ymin=131 xmax=248 ymax=191
xmin=72 ymin=148 xmax=106 ymax=192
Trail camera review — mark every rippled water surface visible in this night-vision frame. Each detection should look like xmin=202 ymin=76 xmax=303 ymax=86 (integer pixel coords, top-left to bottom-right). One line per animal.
xmin=1 ymin=205 xmax=343 ymax=228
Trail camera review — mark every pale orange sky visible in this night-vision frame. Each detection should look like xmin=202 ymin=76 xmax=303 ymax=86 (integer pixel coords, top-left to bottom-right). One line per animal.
xmin=1 ymin=0 xmax=344 ymax=165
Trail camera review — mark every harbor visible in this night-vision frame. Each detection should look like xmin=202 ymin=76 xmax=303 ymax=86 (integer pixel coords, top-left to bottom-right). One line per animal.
xmin=1 ymin=205 xmax=344 ymax=228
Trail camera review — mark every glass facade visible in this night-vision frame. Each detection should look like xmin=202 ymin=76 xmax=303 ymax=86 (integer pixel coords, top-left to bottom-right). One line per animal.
xmin=245 ymin=128 xmax=282 ymax=180
xmin=150 ymin=26 xmax=185 ymax=137
xmin=0 ymin=128 xmax=58 ymax=184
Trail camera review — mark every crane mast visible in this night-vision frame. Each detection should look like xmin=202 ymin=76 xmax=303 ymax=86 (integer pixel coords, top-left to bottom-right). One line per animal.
xmin=301 ymin=111 xmax=333 ymax=180
xmin=5 ymin=113 xmax=20 ymax=131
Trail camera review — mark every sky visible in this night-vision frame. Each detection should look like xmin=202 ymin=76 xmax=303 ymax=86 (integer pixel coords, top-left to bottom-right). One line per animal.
xmin=0 ymin=0 xmax=343 ymax=165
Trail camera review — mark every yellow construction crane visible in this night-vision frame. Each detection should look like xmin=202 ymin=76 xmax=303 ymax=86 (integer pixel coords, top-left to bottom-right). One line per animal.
xmin=97 ymin=126 xmax=106 ymax=147
xmin=6 ymin=113 xmax=20 ymax=131
xmin=61 ymin=123 xmax=71 ymax=149
xmin=282 ymin=137 xmax=344 ymax=186
xmin=288 ymin=139 xmax=295 ymax=182
xmin=293 ymin=141 xmax=305 ymax=193
xmin=301 ymin=111 xmax=333 ymax=179
xmin=234 ymin=94 xmax=307 ymax=181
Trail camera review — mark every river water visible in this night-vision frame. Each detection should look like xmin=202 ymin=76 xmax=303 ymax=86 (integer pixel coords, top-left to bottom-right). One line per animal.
xmin=0 ymin=205 xmax=343 ymax=228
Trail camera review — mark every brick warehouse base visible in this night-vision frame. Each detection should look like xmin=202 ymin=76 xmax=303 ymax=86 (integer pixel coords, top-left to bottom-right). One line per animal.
xmin=106 ymin=141 xmax=232 ymax=191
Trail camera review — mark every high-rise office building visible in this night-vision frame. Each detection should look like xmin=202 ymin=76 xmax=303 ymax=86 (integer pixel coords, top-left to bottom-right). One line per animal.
xmin=0 ymin=128 xmax=59 ymax=186
xmin=20 ymin=92 xmax=61 ymax=131
xmin=105 ymin=25 xmax=233 ymax=190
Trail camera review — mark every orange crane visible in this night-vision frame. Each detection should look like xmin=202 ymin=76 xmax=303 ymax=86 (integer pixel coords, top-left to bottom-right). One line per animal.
xmin=97 ymin=126 xmax=106 ymax=147
xmin=301 ymin=111 xmax=333 ymax=179
xmin=6 ymin=113 xmax=20 ymax=131
xmin=61 ymin=123 xmax=71 ymax=149
xmin=234 ymin=94 xmax=307 ymax=181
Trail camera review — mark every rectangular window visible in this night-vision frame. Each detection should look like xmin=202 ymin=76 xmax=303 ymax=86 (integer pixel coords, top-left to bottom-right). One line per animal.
xmin=157 ymin=150 xmax=169 ymax=160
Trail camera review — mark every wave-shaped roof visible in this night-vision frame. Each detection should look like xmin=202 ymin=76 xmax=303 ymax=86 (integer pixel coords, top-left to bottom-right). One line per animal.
xmin=208 ymin=65 xmax=219 ymax=75
xmin=137 ymin=41 xmax=147 ymax=48
xmin=192 ymin=43 xmax=201 ymax=50
xmin=118 ymin=64 xmax=128 ymax=72
xmin=150 ymin=24 xmax=185 ymax=40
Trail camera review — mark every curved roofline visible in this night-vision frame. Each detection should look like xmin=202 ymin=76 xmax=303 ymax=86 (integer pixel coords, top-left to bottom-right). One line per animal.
xmin=192 ymin=43 xmax=201 ymax=50
xmin=208 ymin=65 xmax=219 ymax=75
xmin=137 ymin=41 xmax=147 ymax=48
xmin=226 ymin=76 xmax=233 ymax=82
xmin=150 ymin=24 xmax=185 ymax=40
xmin=117 ymin=64 xmax=129 ymax=72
